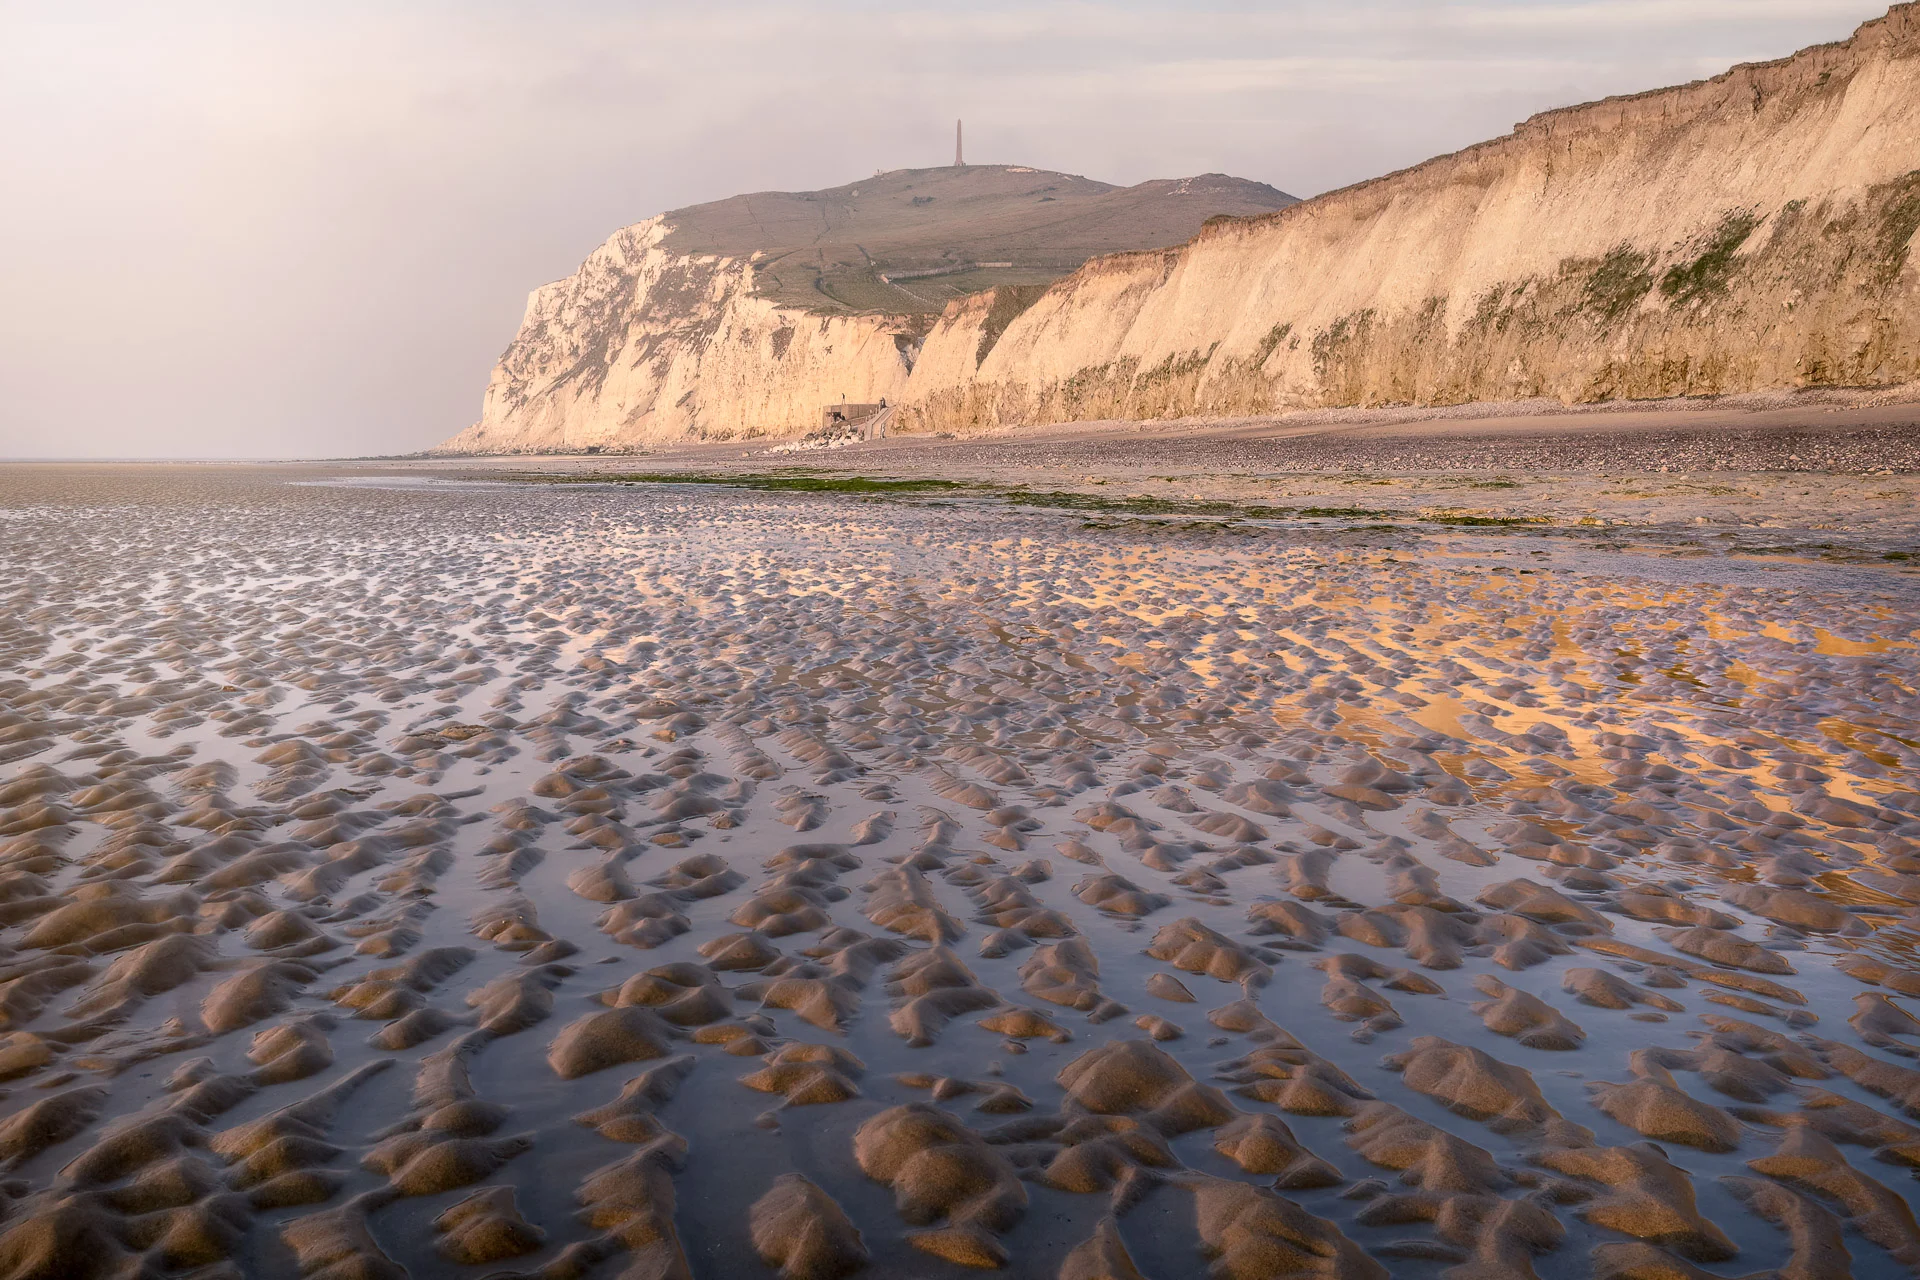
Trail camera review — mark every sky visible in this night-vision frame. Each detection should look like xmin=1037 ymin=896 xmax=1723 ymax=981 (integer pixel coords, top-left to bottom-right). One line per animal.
xmin=0 ymin=0 xmax=1898 ymax=459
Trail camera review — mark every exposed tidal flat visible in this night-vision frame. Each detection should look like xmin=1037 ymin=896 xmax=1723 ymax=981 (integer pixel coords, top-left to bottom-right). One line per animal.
xmin=1 ymin=463 xmax=1919 ymax=1280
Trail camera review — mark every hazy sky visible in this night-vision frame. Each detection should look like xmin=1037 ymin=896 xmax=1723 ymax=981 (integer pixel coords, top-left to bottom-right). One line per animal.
xmin=0 ymin=0 xmax=1896 ymax=459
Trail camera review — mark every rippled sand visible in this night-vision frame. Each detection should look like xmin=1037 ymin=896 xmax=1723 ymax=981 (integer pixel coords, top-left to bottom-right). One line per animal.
xmin=2 ymin=464 xmax=1918 ymax=1280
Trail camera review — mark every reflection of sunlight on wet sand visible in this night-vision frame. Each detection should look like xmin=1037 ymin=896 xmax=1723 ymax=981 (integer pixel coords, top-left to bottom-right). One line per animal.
xmin=5 ymin=466 xmax=1920 ymax=1280
xmin=1814 ymin=627 xmax=1916 ymax=656
xmin=1404 ymin=693 xmax=1480 ymax=744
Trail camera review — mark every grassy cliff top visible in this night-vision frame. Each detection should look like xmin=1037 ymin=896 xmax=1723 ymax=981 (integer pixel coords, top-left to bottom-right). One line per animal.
xmin=658 ymin=164 xmax=1295 ymax=314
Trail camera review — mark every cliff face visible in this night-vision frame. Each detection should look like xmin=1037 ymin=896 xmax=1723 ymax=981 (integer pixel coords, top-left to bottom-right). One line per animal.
xmin=439 ymin=169 xmax=1293 ymax=453
xmin=444 ymin=7 xmax=1920 ymax=455
xmin=901 ymin=5 xmax=1920 ymax=430
xmin=437 ymin=218 xmax=921 ymax=452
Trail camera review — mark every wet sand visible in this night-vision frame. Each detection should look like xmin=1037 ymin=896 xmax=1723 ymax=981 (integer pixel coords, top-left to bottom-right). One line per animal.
xmin=1 ymin=461 xmax=1918 ymax=1279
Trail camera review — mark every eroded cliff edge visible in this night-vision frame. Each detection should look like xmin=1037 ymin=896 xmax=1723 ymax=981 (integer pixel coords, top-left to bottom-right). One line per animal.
xmin=442 ymin=6 xmax=1920 ymax=454
xmin=901 ymin=5 xmax=1920 ymax=433
xmin=438 ymin=215 xmax=927 ymax=453
xmin=438 ymin=170 xmax=1291 ymax=453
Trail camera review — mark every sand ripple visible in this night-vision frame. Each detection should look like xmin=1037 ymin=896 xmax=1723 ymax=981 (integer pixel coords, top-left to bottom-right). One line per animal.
xmin=0 ymin=465 xmax=1916 ymax=1277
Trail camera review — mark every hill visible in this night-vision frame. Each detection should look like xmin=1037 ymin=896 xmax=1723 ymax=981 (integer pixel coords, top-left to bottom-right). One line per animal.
xmin=661 ymin=166 xmax=1295 ymax=313
xmin=436 ymin=166 xmax=1295 ymax=452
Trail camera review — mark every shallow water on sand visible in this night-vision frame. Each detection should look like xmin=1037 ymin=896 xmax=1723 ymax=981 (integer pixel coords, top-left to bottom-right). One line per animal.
xmin=2 ymin=464 xmax=1919 ymax=1280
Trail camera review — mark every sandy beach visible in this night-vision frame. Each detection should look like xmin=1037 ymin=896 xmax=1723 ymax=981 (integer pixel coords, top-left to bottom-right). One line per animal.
xmin=420 ymin=401 xmax=1920 ymax=558
xmin=1 ymin=456 xmax=1917 ymax=1279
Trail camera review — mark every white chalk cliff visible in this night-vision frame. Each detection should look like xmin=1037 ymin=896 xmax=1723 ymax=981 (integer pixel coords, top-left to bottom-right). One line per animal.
xmin=441 ymin=5 xmax=1920 ymax=453
xmin=439 ymin=170 xmax=1291 ymax=452
xmin=444 ymin=217 xmax=922 ymax=453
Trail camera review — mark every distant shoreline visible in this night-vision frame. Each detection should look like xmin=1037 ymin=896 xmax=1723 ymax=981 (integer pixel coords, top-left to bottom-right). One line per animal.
xmin=406 ymin=386 xmax=1920 ymax=473
xmin=7 ymin=386 xmax=1918 ymax=471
